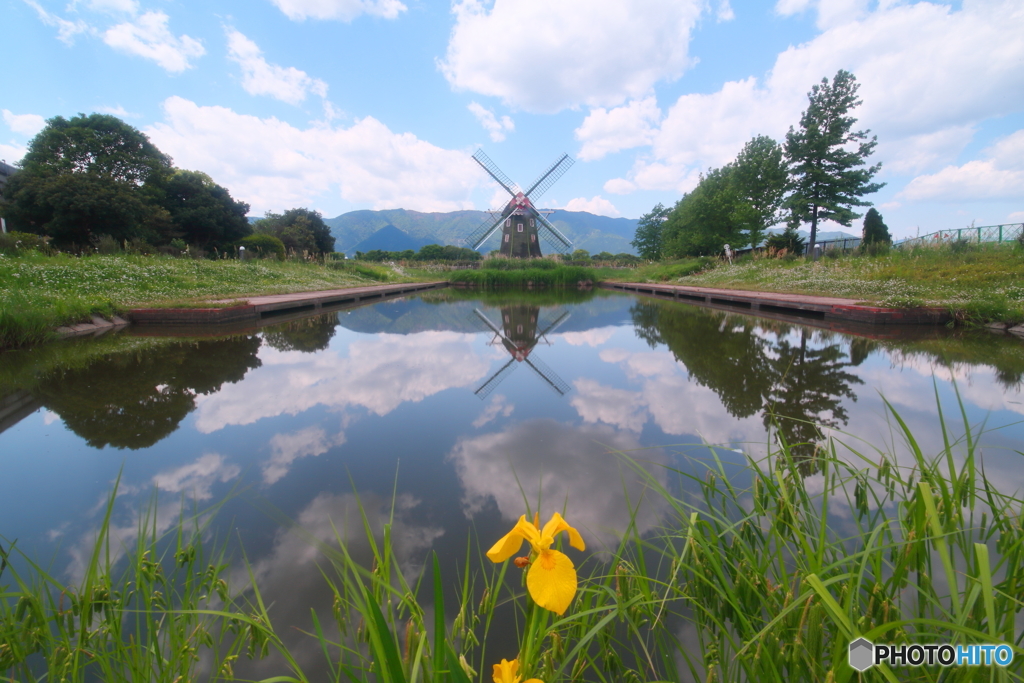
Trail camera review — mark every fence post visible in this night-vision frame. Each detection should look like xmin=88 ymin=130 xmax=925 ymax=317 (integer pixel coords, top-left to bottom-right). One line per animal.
xmin=999 ymin=225 xmax=1003 ymax=242
xmin=978 ymin=225 xmax=982 ymax=242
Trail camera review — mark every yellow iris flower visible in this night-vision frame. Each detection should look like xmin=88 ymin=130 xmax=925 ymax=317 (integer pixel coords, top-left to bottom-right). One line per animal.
xmin=486 ymin=512 xmax=585 ymax=615
xmin=492 ymin=658 xmax=542 ymax=683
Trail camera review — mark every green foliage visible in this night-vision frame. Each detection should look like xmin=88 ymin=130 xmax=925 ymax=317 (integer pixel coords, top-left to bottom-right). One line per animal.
xmin=861 ymin=207 xmax=891 ymax=246
xmin=0 ymin=113 xmax=253 ymax=252
xmin=765 ymin=226 xmax=806 ymax=255
xmin=238 ymin=233 xmax=285 ymax=261
xmin=415 ymin=243 xmax=482 ymax=261
xmin=662 ymin=167 xmax=747 ymax=258
xmin=732 ymin=135 xmax=788 ymax=249
xmin=448 ymin=265 xmax=595 ymax=288
xmin=631 ymin=203 xmax=671 ymax=260
xmin=160 ymin=170 xmax=251 ymax=250
xmin=1 ymin=114 xmax=173 ymax=247
xmin=325 ymin=259 xmax=391 ymax=281
xmin=784 ymin=70 xmax=885 ymax=250
xmin=570 ymin=248 xmax=591 ymax=261
xmin=481 ymin=257 xmax=559 ymax=271
xmin=253 ymin=208 xmax=334 ymax=255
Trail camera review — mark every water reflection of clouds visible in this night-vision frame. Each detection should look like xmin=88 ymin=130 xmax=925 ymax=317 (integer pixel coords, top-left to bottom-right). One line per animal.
xmin=234 ymin=491 xmax=443 ymax=678
xmin=579 ymin=347 xmax=767 ymax=447
xmin=193 ymin=332 xmax=490 ymax=433
xmin=472 ymin=394 xmax=515 ymax=428
xmin=556 ymin=327 xmax=617 ymax=347
xmin=262 ymin=426 xmax=346 ymax=485
xmin=62 ymin=452 xmax=242 ymax=581
xmin=449 ymin=419 xmax=672 ymax=553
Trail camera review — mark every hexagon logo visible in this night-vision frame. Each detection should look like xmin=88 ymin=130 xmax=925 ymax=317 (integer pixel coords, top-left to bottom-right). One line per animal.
xmin=849 ymin=637 xmax=875 ymax=672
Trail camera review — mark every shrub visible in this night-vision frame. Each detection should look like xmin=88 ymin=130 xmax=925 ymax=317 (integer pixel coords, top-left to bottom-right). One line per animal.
xmin=765 ymin=227 xmax=805 ymax=256
xmin=90 ymin=234 xmax=121 ymax=255
xmin=238 ymin=233 xmax=285 ymax=261
xmin=0 ymin=231 xmax=52 ymax=255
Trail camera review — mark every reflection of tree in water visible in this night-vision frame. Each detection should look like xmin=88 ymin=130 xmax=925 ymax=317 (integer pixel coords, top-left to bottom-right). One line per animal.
xmin=36 ymin=336 xmax=262 ymax=449
xmin=631 ymin=301 xmax=862 ymax=473
xmin=262 ymin=313 xmax=339 ymax=353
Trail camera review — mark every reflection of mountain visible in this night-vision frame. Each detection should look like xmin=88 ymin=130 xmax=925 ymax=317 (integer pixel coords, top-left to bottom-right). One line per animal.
xmin=35 ymin=336 xmax=262 ymax=449
xmin=336 ymin=291 xmax=633 ymax=336
xmin=632 ymin=301 xmax=862 ymax=470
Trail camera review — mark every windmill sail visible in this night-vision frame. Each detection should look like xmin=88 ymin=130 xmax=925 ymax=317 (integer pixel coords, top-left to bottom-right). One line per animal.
xmin=523 ymin=356 xmax=571 ymax=396
xmin=472 ymin=150 xmax=521 ymax=196
xmin=468 ymin=150 xmax=574 ymax=257
xmin=524 ymin=154 xmax=574 ymax=200
xmin=534 ymin=211 xmax=573 ymax=252
xmin=475 ymin=358 xmax=517 ymax=399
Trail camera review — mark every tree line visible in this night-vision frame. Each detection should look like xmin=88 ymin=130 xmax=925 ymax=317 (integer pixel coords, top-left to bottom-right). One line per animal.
xmin=0 ymin=113 xmax=335 ymax=255
xmin=632 ymin=70 xmax=887 ymax=261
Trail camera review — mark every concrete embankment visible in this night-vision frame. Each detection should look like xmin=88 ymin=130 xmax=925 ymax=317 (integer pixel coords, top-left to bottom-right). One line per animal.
xmin=602 ymin=281 xmax=959 ymax=339
xmin=56 ymin=281 xmax=448 ymax=339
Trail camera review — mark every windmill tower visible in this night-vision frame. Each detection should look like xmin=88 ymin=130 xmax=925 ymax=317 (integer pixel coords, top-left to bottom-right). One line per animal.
xmin=474 ymin=306 xmax=572 ymax=399
xmin=466 ymin=150 xmax=575 ymax=258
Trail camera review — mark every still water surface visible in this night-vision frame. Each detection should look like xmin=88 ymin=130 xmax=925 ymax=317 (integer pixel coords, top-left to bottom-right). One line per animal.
xmin=2 ymin=288 xmax=1022 ymax=674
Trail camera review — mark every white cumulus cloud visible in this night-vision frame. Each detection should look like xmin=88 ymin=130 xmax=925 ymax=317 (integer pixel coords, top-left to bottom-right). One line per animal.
xmin=226 ymin=28 xmax=328 ymax=105
xmin=440 ymin=0 xmax=704 ymax=113
xmin=2 ymin=110 xmax=46 ymax=137
xmin=467 ymin=102 xmax=514 ymax=143
xmin=597 ymin=0 xmax=1024 ymax=194
xmin=103 ymin=11 xmax=205 ymax=72
xmin=575 ymin=96 xmax=661 ymax=161
xmin=899 ymin=129 xmax=1024 ymax=202
xmin=269 ymin=0 xmax=407 ymax=21
xmin=145 ymin=97 xmax=483 ymax=214
xmin=561 ymin=196 xmax=622 ymax=218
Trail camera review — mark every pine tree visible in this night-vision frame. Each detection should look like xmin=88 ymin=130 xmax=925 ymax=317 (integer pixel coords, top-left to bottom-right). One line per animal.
xmin=861 ymin=208 xmax=891 ymax=245
xmin=784 ymin=70 xmax=885 ymax=255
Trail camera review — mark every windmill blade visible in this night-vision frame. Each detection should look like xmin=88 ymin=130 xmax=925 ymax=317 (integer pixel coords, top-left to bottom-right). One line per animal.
xmin=472 ymin=149 xmax=521 ymax=196
xmin=523 ymin=355 xmax=571 ymax=396
xmin=473 ymin=308 xmax=507 ymax=341
xmin=524 ymin=153 xmax=574 ymax=200
xmin=466 ymin=211 xmax=508 ymax=251
xmin=536 ymin=310 xmax=571 ymax=339
xmin=475 ymin=358 xmax=517 ymax=399
xmin=533 ymin=210 xmax=573 ymax=253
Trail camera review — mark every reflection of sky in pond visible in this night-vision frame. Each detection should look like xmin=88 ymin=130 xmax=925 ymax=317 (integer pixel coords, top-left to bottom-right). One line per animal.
xmin=2 ymin=292 xmax=1023 ymax=673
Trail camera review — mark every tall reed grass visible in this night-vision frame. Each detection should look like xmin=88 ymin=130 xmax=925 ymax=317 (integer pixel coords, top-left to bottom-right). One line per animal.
xmin=2 ymin=395 xmax=1021 ymax=682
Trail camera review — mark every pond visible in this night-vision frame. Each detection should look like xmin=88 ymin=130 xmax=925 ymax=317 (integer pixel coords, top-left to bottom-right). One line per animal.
xmin=2 ymin=288 xmax=1023 ymax=678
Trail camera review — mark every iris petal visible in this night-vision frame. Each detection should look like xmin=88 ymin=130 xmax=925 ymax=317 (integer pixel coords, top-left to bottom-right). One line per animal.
xmin=526 ymin=549 xmax=577 ymax=615
xmin=486 ymin=519 xmax=527 ymax=563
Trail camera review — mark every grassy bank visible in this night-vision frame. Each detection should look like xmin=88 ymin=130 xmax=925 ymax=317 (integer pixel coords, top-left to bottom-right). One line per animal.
xmin=448 ymin=258 xmax=597 ymax=289
xmin=0 ymin=252 xmax=409 ymax=349
xmin=3 ymin=398 xmax=1022 ymax=682
xmin=607 ymin=244 xmax=1024 ymax=324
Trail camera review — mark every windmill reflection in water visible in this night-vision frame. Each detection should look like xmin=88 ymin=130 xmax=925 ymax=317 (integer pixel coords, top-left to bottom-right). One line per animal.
xmin=474 ymin=306 xmax=571 ymax=398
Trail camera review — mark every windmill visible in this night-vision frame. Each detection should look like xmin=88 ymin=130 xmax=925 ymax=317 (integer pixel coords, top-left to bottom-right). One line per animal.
xmin=474 ymin=306 xmax=572 ymax=399
xmin=466 ymin=150 xmax=575 ymax=257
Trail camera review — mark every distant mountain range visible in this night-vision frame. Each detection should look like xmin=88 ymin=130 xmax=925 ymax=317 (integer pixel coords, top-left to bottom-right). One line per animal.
xmin=324 ymin=209 xmax=640 ymax=256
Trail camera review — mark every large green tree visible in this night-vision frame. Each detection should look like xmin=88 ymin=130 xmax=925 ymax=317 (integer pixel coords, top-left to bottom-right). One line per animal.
xmin=784 ymin=70 xmax=884 ymax=254
xmin=661 ymin=167 xmax=746 ymax=258
xmin=1 ymin=114 xmax=173 ymax=246
xmin=630 ymin=203 xmax=672 ymax=260
xmin=254 ymin=208 xmax=335 ymax=254
xmin=731 ymin=135 xmax=787 ymax=249
xmin=159 ymin=170 xmax=251 ymax=249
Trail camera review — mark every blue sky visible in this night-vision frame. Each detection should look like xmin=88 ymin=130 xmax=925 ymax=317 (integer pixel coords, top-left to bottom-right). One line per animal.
xmin=3 ymin=0 xmax=1022 ymax=238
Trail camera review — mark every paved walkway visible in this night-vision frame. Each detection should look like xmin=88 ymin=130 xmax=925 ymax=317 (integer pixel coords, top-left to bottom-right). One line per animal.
xmin=602 ymin=281 xmax=951 ymax=325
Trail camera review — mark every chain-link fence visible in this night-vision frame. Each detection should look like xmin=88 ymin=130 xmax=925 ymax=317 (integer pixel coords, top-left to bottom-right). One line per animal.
xmin=896 ymin=223 xmax=1024 ymax=248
